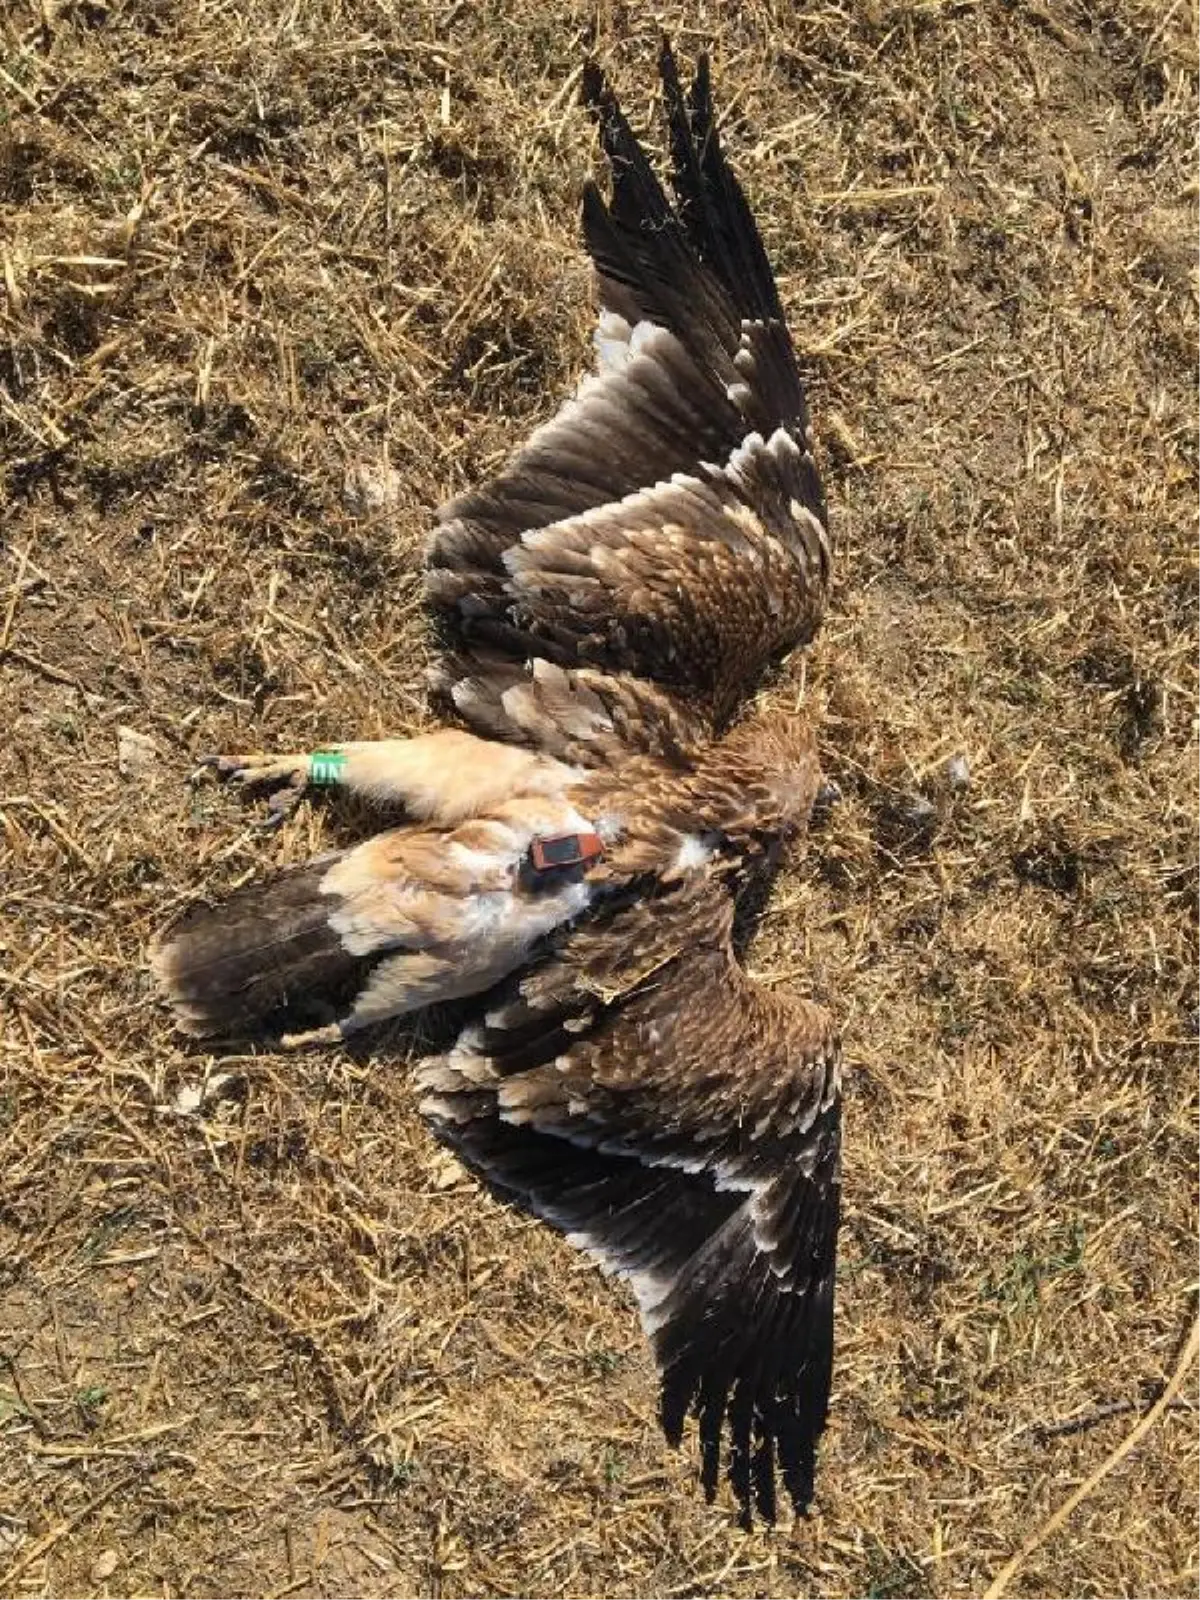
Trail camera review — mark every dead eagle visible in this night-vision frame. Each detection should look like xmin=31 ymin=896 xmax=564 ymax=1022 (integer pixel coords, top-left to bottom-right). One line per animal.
xmin=154 ymin=42 xmax=840 ymax=1528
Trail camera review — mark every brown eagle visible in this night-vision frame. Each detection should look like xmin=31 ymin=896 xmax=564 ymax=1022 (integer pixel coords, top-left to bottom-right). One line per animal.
xmin=153 ymin=43 xmax=839 ymax=1527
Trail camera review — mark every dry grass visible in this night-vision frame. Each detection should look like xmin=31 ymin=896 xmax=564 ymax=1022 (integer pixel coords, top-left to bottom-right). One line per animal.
xmin=1 ymin=1 xmax=1197 ymax=1595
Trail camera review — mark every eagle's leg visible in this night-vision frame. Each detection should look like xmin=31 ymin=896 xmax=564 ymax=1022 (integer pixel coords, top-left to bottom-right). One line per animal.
xmin=277 ymin=950 xmax=511 ymax=1050
xmin=199 ymin=730 xmax=580 ymax=829
xmin=279 ymin=1020 xmax=344 ymax=1050
xmin=197 ymin=739 xmax=443 ymax=828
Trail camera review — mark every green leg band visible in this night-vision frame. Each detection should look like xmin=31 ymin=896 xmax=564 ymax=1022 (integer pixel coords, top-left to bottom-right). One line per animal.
xmin=309 ymin=750 xmax=347 ymax=786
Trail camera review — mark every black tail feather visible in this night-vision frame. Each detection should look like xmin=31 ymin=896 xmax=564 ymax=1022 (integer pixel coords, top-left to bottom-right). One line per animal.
xmin=152 ymin=857 xmax=369 ymax=1038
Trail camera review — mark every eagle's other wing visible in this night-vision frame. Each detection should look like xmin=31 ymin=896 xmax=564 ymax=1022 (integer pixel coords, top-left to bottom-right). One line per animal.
xmin=418 ymin=881 xmax=841 ymax=1525
xmin=428 ymin=43 xmax=830 ymax=732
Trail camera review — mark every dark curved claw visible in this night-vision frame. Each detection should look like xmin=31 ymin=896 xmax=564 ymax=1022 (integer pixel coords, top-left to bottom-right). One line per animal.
xmin=192 ymin=754 xmax=249 ymax=783
xmin=189 ymin=753 xmax=309 ymax=825
xmin=256 ymin=780 xmax=307 ymax=829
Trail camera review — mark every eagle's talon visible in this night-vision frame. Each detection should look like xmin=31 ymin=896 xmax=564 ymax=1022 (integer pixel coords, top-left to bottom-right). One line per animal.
xmin=192 ymin=753 xmax=311 ymax=820
xmin=191 ymin=753 xmax=259 ymax=784
xmin=249 ymin=795 xmax=294 ymax=832
xmin=263 ymin=782 xmax=307 ymax=827
xmin=189 ymin=753 xmax=231 ymax=784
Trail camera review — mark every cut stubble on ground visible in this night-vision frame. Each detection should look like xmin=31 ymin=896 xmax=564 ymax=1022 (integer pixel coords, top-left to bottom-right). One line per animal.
xmin=1 ymin=2 xmax=1196 ymax=1597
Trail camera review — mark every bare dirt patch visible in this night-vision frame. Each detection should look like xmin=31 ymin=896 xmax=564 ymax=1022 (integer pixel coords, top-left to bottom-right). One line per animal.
xmin=1 ymin=2 xmax=1196 ymax=1596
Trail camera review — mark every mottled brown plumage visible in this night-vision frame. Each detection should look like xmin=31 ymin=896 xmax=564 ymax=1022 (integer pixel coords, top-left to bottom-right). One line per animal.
xmin=419 ymin=878 xmax=839 ymax=1525
xmin=427 ymin=45 xmax=830 ymax=735
xmin=153 ymin=43 xmax=840 ymax=1527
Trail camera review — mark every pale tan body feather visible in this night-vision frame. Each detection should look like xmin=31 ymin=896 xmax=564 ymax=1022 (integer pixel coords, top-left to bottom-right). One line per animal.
xmin=308 ymin=791 xmax=603 ymax=1041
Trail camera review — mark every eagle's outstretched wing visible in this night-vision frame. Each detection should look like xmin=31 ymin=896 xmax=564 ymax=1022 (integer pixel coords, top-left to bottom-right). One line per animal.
xmin=418 ymin=880 xmax=841 ymax=1525
xmin=428 ymin=42 xmax=830 ymax=736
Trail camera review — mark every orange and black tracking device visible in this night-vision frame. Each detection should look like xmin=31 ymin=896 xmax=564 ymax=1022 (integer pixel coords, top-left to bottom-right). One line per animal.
xmin=528 ymin=831 xmax=605 ymax=873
